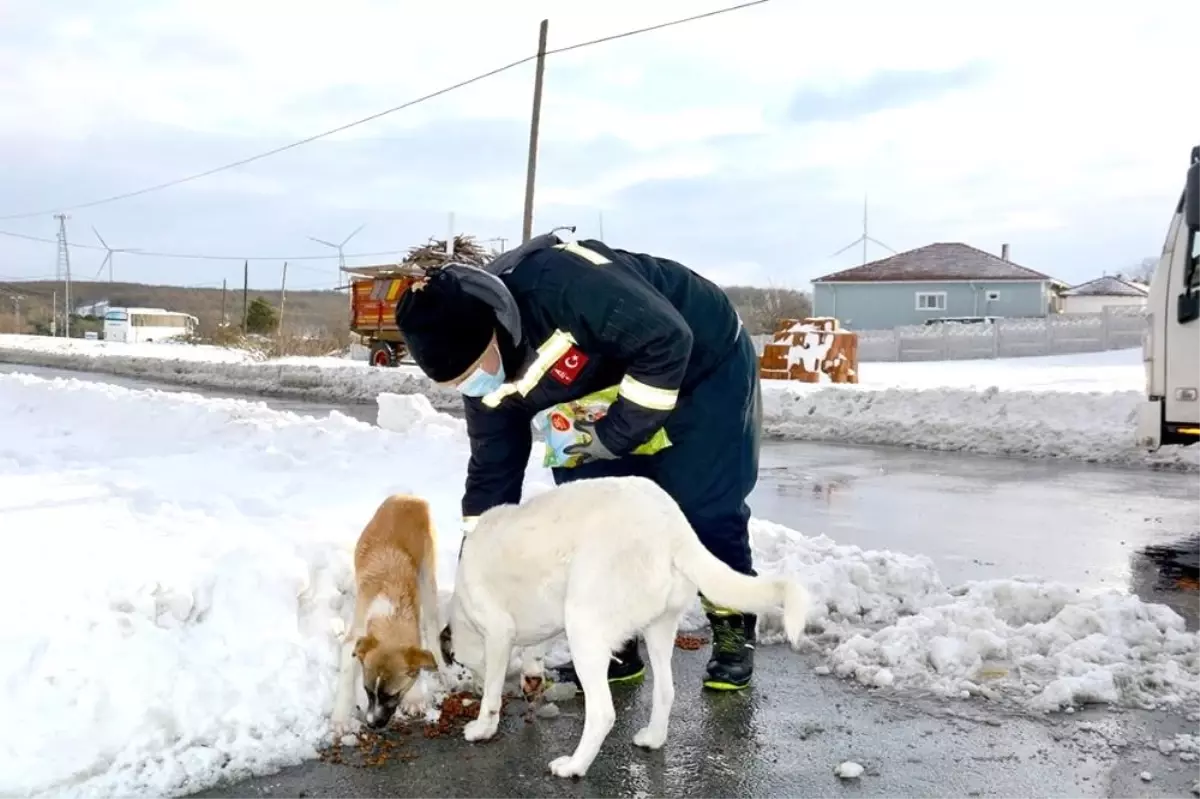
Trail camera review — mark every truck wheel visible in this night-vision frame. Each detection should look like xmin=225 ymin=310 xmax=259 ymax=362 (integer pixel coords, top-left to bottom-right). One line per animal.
xmin=368 ymin=341 xmax=397 ymax=367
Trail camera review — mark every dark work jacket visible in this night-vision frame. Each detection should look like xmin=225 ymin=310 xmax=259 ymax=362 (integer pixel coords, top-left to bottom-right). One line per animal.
xmin=460 ymin=236 xmax=742 ymax=521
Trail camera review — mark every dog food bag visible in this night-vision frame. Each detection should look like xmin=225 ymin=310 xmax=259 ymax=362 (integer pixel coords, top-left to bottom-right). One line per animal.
xmin=532 ymin=385 xmax=672 ymax=469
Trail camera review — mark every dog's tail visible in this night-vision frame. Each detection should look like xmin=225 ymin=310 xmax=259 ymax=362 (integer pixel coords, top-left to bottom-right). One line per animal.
xmin=672 ymin=533 xmax=808 ymax=647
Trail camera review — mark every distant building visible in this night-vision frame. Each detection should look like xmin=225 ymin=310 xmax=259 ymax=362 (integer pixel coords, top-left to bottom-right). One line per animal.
xmin=811 ymin=242 xmax=1066 ymax=330
xmin=1060 ymin=275 xmax=1148 ymax=314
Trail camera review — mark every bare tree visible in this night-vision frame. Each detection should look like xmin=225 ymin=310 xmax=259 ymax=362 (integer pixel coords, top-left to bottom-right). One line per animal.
xmin=1130 ymin=256 xmax=1159 ymax=283
xmin=723 ymin=284 xmax=813 ymax=334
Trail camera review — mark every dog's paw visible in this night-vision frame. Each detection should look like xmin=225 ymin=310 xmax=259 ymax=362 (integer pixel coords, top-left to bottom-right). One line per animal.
xmin=548 ymin=755 xmax=588 ymax=779
xmin=549 ymin=753 xmax=588 ymax=777
xmin=329 ymin=717 xmax=357 ymax=740
xmin=462 ymin=715 xmax=499 ymax=742
xmin=399 ymin=695 xmax=429 ymax=718
xmin=633 ymin=724 xmax=667 ymax=750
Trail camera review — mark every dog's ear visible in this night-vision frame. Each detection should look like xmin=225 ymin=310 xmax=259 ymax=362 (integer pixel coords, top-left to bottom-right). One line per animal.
xmin=403 ymin=646 xmax=438 ymax=674
xmin=354 ymin=634 xmax=378 ymax=660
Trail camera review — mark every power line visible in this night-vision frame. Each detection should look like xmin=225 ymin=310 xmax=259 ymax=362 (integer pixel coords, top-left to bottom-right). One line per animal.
xmin=0 ymin=272 xmax=61 ymax=281
xmin=0 ymin=1 xmax=769 ymax=222
xmin=0 ymin=227 xmax=402 ymax=264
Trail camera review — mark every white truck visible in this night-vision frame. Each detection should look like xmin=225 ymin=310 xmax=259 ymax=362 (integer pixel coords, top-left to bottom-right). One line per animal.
xmin=1137 ymin=144 xmax=1200 ymax=450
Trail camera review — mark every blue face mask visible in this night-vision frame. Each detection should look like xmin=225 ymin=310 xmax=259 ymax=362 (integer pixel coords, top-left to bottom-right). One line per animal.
xmin=457 ymin=360 xmax=506 ymax=398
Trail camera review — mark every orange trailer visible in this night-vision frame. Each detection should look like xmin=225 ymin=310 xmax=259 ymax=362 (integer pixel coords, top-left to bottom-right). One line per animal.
xmin=343 ymin=265 xmax=417 ymax=367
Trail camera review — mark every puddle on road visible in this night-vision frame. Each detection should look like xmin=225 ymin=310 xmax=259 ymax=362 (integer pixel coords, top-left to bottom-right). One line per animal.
xmin=752 ymin=442 xmax=1200 ymax=632
xmin=1129 ymin=534 xmax=1200 ymax=628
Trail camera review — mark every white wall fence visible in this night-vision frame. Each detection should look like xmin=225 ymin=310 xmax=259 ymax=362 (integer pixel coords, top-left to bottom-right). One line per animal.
xmin=750 ymin=306 xmax=1147 ymax=363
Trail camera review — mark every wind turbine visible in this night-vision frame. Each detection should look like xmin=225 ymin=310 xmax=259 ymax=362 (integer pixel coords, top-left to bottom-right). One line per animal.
xmin=829 ymin=195 xmax=896 ymax=265
xmin=92 ymin=227 xmax=142 ymax=281
xmin=308 ymin=223 xmax=365 ymax=287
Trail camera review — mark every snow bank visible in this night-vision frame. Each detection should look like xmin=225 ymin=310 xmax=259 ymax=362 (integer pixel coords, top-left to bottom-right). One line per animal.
xmin=1 ymin=373 xmax=1197 ymax=797
xmin=0 ymin=333 xmax=453 ymax=407
xmin=0 ymin=374 xmax=534 ymax=798
xmin=747 ymin=523 xmax=1199 ymax=714
xmin=846 ymin=347 xmax=1146 ymax=393
xmin=0 ymin=334 xmax=259 ymax=363
xmin=763 ymin=383 xmax=1179 ymax=467
xmin=3 ymin=336 xmax=1193 ymax=471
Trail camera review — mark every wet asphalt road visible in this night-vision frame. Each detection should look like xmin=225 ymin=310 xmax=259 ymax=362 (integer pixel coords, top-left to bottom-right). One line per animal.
xmin=5 ymin=362 xmax=1200 ymax=797
xmin=189 ymin=645 xmax=1200 ymax=799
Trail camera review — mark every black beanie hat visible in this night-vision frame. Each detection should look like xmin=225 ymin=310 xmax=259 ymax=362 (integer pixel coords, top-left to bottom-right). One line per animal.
xmin=395 ymin=269 xmax=497 ymax=383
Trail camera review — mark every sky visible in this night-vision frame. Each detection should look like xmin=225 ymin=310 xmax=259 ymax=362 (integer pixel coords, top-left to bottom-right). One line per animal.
xmin=0 ymin=0 xmax=1197 ymax=294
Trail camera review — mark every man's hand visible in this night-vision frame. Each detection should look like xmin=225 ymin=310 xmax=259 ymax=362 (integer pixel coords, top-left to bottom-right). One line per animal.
xmin=561 ymin=420 xmax=618 ymax=466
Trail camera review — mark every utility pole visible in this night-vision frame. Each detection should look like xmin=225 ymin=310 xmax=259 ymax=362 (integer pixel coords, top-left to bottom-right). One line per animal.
xmin=598 ymin=211 xmax=605 ymax=239
xmin=51 ymin=290 xmax=58 ymax=336
xmin=278 ymin=262 xmax=288 ymax=336
xmin=241 ymin=260 xmax=249 ymax=333
xmin=9 ymin=294 xmax=22 ymax=333
xmin=521 ymin=19 xmax=549 ymax=244
xmin=55 ymin=213 xmax=72 ymax=337
xmin=220 ymin=279 xmax=227 ymax=327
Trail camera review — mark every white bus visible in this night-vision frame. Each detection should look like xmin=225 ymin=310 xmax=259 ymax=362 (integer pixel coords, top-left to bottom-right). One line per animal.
xmin=102 ymin=307 xmax=198 ymax=344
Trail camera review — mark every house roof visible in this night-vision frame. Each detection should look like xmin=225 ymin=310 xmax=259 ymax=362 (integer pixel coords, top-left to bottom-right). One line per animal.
xmin=1061 ymin=275 xmax=1149 ymax=297
xmin=812 ymin=242 xmax=1056 ymax=283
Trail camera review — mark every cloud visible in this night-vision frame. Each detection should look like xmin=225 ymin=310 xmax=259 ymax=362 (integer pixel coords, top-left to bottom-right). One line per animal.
xmin=0 ymin=0 xmax=1198 ymax=300
xmin=785 ymin=62 xmax=992 ymax=125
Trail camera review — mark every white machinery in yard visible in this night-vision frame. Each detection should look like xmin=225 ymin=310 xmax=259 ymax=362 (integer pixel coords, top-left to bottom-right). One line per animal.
xmin=1138 ymin=144 xmax=1200 ymax=450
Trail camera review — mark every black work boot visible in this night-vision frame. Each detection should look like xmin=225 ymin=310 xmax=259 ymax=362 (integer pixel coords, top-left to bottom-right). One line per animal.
xmin=552 ymin=637 xmax=645 ymax=692
xmin=703 ymin=610 xmax=756 ymax=691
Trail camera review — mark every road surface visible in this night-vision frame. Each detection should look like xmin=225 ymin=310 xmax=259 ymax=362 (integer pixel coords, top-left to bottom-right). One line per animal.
xmin=4 ymin=362 xmax=1198 ymax=797
xmin=188 ymin=644 xmax=1198 ymax=799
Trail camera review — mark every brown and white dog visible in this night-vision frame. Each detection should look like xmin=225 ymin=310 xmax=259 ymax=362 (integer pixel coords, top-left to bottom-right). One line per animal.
xmin=330 ymin=494 xmax=446 ymax=735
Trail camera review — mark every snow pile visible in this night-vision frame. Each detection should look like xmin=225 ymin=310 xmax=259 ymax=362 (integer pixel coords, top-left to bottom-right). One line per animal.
xmin=0 ymin=373 xmax=548 ymax=798
xmin=847 ymin=348 xmax=1144 ymax=393
xmin=376 ymin=392 xmax=464 ymax=437
xmin=0 ymin=333 xmax=456 ymax=407
xmin=747 ymin=522 xmax=1200 ymax=714
xmin=763 ymin=382 xmax=1175 ymax=467
xmin=1157 ymin=733 xmax=1200 ymax=761
xmin=761 ymin=348 xmax=1197 ymax=471
xmin=0 ymin=333 xmax=259 ymax=363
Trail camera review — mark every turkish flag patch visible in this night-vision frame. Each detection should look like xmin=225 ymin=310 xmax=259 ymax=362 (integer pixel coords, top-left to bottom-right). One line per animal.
xmin=549 ymin=346 xmax=589 ymax=385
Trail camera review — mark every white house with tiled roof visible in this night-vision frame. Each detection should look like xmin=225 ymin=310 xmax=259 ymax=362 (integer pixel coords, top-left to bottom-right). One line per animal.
xmin=810 ymin=242 xmax=1067 ymax=330
xmin=1060 ymin=275 xmax=1148 ymax=314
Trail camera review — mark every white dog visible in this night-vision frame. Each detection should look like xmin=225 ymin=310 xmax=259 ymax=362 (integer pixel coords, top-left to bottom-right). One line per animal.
xmin=446 ymin=475 xmax=809 ymax=779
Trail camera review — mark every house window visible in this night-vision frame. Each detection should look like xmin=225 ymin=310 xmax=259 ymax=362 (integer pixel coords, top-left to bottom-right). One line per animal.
xmin=916 ymin=292 xmax=947 ymax=311
xmin=986 ymin=290 xmax=1001 ymax=301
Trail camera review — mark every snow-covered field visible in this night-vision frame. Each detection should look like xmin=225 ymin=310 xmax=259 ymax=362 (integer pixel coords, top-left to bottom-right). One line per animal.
xmin=1 ymin=371 xmax=1197 ymax=797
xmin=1 ymin=334 xmax=1195 ymax=471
